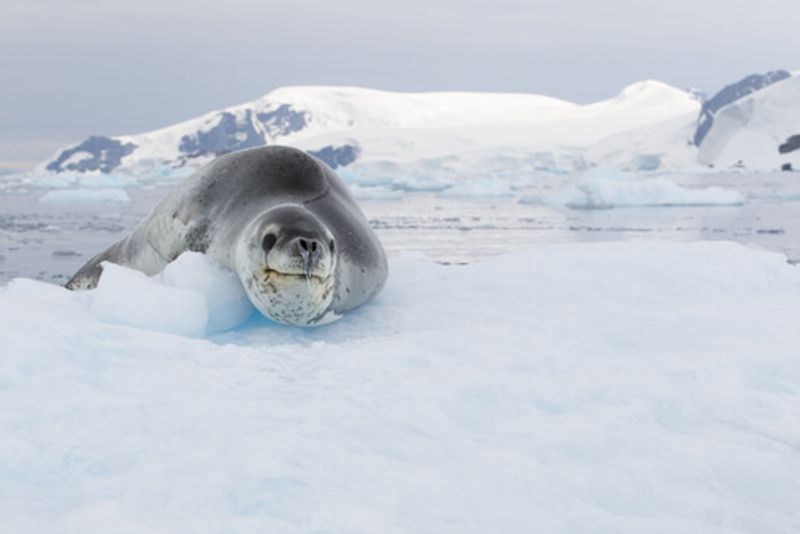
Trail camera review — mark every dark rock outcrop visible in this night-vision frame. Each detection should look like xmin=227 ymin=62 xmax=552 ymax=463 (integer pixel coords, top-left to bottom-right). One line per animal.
xmin=179 ymin=110 xmax=264 ymax=157
xmin=46 ymin=136 xmax=137 ymax=174
xmin=178 ymin=105 xmax=309 ymax=157
xmin=779 ymin=134 xmax=800 ymax=155
xmin=257 ymin=104 xmax=308 ymax=138
xmin=175 ymin=105 xmax=358 ymax=169
xmin=693 ymin=70 xmax=791 ymax=147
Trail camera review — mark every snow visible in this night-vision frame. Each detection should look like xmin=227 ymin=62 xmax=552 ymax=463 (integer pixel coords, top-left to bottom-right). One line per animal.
xmin=530 ymin=167 xmax=744 ymax=209
xmin=284 ymin=81 xmax=699 ymax=173
xmin=583 ymin=112 xmax=700 ymax=171
xmin=2 ymin=241 xmax=800 ymax=532
xmin=89 ymin=253 xmax=254 ymax=336
xmin=90 ymin=261 xmax=209 ymax=337
xmin=39 ymin=188 xmax=131 ymax=204
xmin=698 ymin=75 xmax=800 ymax=170
xmin=28 ymin=73 xmax=800 ymax=183
xmin=159 ymin=252 xmax=255 ymax=333
xmin=38 ymin=81 xmax=701 ymax=178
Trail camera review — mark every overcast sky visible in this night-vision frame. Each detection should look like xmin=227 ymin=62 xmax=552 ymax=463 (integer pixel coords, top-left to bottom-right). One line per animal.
xmin=1 ymin=0 xmax=799 ymax=170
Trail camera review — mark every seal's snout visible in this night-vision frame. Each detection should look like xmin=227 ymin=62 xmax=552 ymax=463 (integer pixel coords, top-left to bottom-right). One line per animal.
xmin=255 ymin=218 xmax=333 ymax=281
xmin=294 ymin=237 xmax=323 ymax=276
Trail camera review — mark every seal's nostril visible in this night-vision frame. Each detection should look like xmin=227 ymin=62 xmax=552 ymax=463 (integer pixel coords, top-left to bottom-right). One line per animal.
xmin=298 ymin=238 xmax=309 ymax=251
xmin=329 ymin=240 xmax=335 ymax=253
xmin=311 ymin=241 xmax=317 ymax=253
xmin=262 ymin=233 xmax=277 ymax=252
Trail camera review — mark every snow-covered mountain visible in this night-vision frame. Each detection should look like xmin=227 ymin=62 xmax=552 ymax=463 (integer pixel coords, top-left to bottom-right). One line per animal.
xmin=41 ymin=82 xmax=702 ymax=175
xmin=697 ymin=74 xmax=800 ymax=170
xmin=40 ymin=72 xmax=800 ymax=175
xmin=693 ymin=70 xmax=791 ymax=147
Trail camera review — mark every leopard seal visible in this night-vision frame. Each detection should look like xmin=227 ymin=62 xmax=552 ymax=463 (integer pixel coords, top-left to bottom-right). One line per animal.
xmin=65 ymin=146 xmax=388 ymax=326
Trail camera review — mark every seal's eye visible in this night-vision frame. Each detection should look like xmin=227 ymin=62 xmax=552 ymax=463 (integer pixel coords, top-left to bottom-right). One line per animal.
xmin=262 ymin=233 xmax=277 ymax=252
xmin=329 ymin=239 xmax=335 ymax=254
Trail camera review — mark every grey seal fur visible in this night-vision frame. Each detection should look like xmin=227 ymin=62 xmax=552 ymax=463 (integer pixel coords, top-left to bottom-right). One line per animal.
xmin=65 ymin=146 xmax=388 ymax=326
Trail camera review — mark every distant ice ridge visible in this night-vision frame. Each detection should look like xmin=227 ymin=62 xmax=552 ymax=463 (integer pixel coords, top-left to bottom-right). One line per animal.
xmin=530 ymin=167 xmax=745 ymax=209
xmin=2 ymin=241 xmax=800 ymax=532
xmin=0 ymin=165 xmax=193 ymax=194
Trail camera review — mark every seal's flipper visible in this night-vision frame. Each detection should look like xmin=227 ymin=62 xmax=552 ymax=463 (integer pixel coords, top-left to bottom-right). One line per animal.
xmin=64 ymin=259 xmax=104 ymax=290
xmin=64 ymin=244 xmax=123 ymax=290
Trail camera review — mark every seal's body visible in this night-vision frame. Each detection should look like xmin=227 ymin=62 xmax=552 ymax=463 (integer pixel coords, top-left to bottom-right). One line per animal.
xmin=66 ymin=146 xmax=387 ymax=326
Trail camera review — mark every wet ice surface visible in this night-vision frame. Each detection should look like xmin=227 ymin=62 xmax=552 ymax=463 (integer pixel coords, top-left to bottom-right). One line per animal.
xmin=1 ymin=170 xmax=799 ymax=283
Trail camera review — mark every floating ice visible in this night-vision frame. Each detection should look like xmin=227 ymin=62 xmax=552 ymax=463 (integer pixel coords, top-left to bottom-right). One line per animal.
xmin=39 ymin=188 xmax=131 ymax=205
xmin=347 ymin=184 xmax=404 ymax=201
xmin=539 ymin=167 xmax=744 ymax=209
xmin=441 ymin=177 xmax=515 ymax=198
xmin=28 ymin=171 xmax=137 ymax=190
xmin=78 ymin=174 xmax=138 ymax=189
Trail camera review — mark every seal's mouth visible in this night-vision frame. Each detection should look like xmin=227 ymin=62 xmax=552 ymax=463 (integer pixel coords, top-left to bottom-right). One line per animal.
xmin=260 ymin=267 xmax=329 ymax=283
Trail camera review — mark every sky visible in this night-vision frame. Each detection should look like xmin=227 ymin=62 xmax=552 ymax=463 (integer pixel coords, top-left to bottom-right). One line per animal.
xmin=1 ymin=0 xmax=799 ymax=171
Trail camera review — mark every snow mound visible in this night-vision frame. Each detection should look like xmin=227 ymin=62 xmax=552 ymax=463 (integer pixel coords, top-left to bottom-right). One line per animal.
xmin=90 ymin=262 xmax=209 ymax=337
xmin=39 ymin=188 xmax=130 ymax=204
xmin=540 ymin=167 xmax=744 ymax=209
xmin=90 ymin=253 xmax=253 ymax=336
xmin=159 ymin=252 xmax=254 ymax=332
xmin=2 ymin=242 xmax=799 ymax=532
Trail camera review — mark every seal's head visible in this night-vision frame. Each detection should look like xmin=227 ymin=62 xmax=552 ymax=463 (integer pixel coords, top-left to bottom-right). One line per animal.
xmin=235 ymin=204 xmax=338 ymax=326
